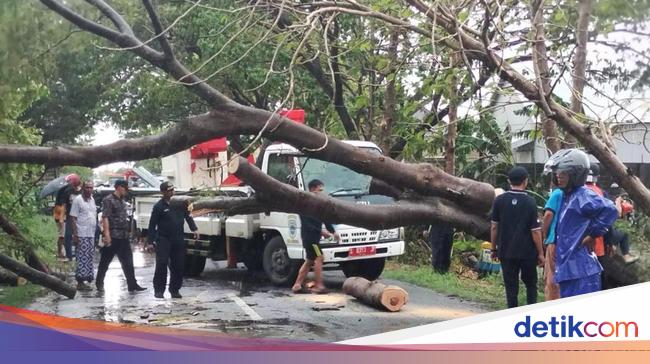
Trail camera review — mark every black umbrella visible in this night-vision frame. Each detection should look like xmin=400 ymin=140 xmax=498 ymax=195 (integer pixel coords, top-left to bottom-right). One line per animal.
xmin=40 ymin=176 xmax=68 ymax=199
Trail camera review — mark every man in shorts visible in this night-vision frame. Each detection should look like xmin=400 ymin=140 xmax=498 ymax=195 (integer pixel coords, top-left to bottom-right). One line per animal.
xmin=292 ymin=179 xmax=340 ymax=294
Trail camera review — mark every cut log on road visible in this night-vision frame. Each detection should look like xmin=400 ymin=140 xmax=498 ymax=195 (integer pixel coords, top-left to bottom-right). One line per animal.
xmin=342 ymin=277 xmax=408 ymax=312
xmin=0 ymin=268 xmax=27 ymax=286
xmin=0 ymin=253 xmax=76 ymax=298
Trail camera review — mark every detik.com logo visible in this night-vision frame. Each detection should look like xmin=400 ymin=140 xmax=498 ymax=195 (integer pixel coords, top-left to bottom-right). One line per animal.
xmin=514 ymin=315 xmax=638 ymax=338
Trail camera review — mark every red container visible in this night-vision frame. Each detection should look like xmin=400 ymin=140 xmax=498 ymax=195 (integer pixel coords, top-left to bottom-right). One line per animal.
xmin=279 ymin=109 xmax=305 ymax=124
xmin=190 ymin=137 xmax=227 ymax=159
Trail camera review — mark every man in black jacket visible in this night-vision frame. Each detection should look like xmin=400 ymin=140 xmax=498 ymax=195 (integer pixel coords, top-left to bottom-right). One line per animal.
xmin=148 ymin=182 xmax=199 ymax=299
xmin=292 ymin=179 xmax=340 ymax=294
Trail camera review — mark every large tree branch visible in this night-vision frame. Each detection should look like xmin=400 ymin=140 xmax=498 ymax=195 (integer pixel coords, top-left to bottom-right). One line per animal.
xmin=258 ymin=4 xmax=360 ymax=139
xmin=0 ymin=213 xmax=50 ymax=274
xmin=40 ymin=0 xmax=232 ymax=110
xmin=170 ymin=196 xmax=265 ymax=216
xmin=228 ymin=157 xmax=490 ymax=239
xmin=305 ymin=0 xmax=650 ymax=214
xmin=569 ymin=0 xmax=592 ymax=116
xmin=141 ymin=0 xmax=175 ymax=58
xmin=0 ymin=112 xmax=224 ymax=167
xmin=530 ymin=0 xmax=561 ymax=153
xmin=41 ymin=0 xmax=128 ymax=44
xmin=86 ymin=0 xmax=135 ymax=36
xmin=164 ymin=164 xmax=490 ymax=239
xmin=0 ymin=213 xmax=76 ymax=297
xmin=0 ymin=103 xmax=495 ymax=212
xmin=302 ymin=56 xmax=359 ymax=139
xmin=0 ymin=253 xmax=76 ymax=299
xmin=377 ymin=29 xmax=400 ymax=154
xmin=563 ymin=0 xmax=593 ymax=149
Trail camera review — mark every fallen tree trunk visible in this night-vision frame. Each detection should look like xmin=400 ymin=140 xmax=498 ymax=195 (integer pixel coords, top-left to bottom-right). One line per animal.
xmin=342 ymin=277 xmax=408 ymax=312
xmin=0 ymin=252 xmax=75 ymax=298
xmin=170 ymin=196 xmax=265 ymax=216
xmin=0 ymin=213 xmax=50 ymax=274
xmin=160 ymin=158 xmax=492 ymax=239
xmin=0 ymin=0 xmax=644 ymax=249
xmin=0 ymin=268 xmax=27 ymax=286
xmin=228 ymin=157 xmax=491 ymax=238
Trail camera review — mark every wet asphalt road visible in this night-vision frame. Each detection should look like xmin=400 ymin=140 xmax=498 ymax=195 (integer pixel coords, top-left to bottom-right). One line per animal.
xmin=29 ymin=249 xmax=487 ymax=342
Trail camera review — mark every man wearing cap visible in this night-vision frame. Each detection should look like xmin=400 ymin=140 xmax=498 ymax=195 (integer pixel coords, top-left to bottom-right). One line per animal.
xmin=96 ymin=180 xmax=146 ymax=293
xmin=147 ymin=182 xmax=199 ymax=299
xmin=490 ymin=166 xmax=545 ymax=308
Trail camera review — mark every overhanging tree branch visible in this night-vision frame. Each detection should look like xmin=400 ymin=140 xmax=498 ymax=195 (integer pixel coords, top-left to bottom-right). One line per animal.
xmin=142 ymin=0 xmax=175 ymax=58
xmin=228 ymin=157 xmax=491 ymax=238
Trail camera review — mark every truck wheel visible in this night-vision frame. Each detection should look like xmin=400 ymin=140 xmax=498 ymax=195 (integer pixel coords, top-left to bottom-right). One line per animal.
xmin=185 ymin=255 xmax=206 ymax=277
xmin=341 ymin=257 xmax=386 ymax=281
xmin=263 ymin=236 xmax=299 ymax=286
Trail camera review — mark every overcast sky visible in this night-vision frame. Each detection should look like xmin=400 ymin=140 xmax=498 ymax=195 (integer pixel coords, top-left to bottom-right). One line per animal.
xmin=92 ymin=122 xmax=128 ymax=175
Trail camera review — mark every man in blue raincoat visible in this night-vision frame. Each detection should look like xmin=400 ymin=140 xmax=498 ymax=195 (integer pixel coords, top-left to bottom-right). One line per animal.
xmin=545 ymin=149 xmax=618 ymax=298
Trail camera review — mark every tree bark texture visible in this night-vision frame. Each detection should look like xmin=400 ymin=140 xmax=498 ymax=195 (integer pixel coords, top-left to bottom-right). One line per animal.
xmin=228 ymin=157 xmax=491 ymax=238
xmin=0 ymin=252 xmax=76 ymax=298
xmin=564 ymin=0 xmax=593 ymax=149
xmin=531 ymin=0 xmax=561 ymax=154
xmin=0 ymin=104 xmax=496 ymax=213
xmin=377 ymin=29 xmax=400 ymax=155
xmin=0 ymin=213 xmax=50 ymax=274
xmin=0 ymin=267 xmax=27 ymax=286
xmin=342 ymin=276 xmax=408 ymax=312
xmin=445 ymin=53 xmax=460 ymax=175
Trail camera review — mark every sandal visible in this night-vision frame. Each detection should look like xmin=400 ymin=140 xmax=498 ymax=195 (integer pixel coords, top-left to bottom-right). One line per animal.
xmin=291 ymin=286 xmax=309 ymax=294
xmin=292 ymin=286 xmax=310 ymax=294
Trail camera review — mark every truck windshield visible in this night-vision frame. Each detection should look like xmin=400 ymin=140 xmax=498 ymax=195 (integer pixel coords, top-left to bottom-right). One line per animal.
xmin=298 ymin=149 xmax=380 ymax=196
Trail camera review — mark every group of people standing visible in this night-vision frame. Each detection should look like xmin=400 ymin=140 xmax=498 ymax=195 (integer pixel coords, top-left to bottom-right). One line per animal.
xmin=491 ymin=148 xmax=638 ymax=308
xmin=55 ymin=179 xmax=197 ymax=298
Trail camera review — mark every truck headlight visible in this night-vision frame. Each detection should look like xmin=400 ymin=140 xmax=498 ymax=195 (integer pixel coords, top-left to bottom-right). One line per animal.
xmin=379 ymin=229 xmax=399 ymax=241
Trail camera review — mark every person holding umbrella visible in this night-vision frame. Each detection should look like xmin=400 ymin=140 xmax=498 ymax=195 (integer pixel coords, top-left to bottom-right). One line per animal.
xmin=53 ymin=174 xmax=81 ymax=260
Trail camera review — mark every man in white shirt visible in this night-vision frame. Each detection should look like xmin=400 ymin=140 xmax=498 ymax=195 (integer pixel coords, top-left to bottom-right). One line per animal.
xmin=70 ymin=181 xmax=98 ymax=291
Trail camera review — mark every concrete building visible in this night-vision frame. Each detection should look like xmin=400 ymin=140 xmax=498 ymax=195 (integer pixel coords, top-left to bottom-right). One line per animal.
xmin=491 ymin=91 xmax=650 ymax=188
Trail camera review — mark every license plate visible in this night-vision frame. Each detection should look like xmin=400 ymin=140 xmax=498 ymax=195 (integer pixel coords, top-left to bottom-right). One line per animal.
xmin=349 ymin=246 xmax=376 ymax=257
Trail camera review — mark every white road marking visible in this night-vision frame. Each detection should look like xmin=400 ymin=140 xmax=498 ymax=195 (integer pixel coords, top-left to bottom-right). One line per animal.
xmin=227 ymin=293 xmax=262 ymax=321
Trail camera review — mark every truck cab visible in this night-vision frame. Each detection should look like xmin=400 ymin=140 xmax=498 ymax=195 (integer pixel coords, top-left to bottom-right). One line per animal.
xmin=135 ymin=140 xmax=405 ymax=285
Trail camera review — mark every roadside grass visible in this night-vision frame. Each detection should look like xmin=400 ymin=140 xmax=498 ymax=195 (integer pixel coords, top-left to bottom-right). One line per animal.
xmin=0 ymin=284 xmax=44 ymax=308
xmin=384 ymin=260 xmax=545 ymax=310
xmin=0 ymin=214 xmax=70 ymax=308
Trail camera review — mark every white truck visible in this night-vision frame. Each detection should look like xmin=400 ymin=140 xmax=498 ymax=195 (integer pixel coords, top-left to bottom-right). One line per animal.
xmin=134 ymin=140 xmax=405 ymax=285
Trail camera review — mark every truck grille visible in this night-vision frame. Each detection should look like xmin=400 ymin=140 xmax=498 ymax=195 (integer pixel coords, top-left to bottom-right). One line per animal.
xmin=339 ymin=231 xmax=379 ymax=244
